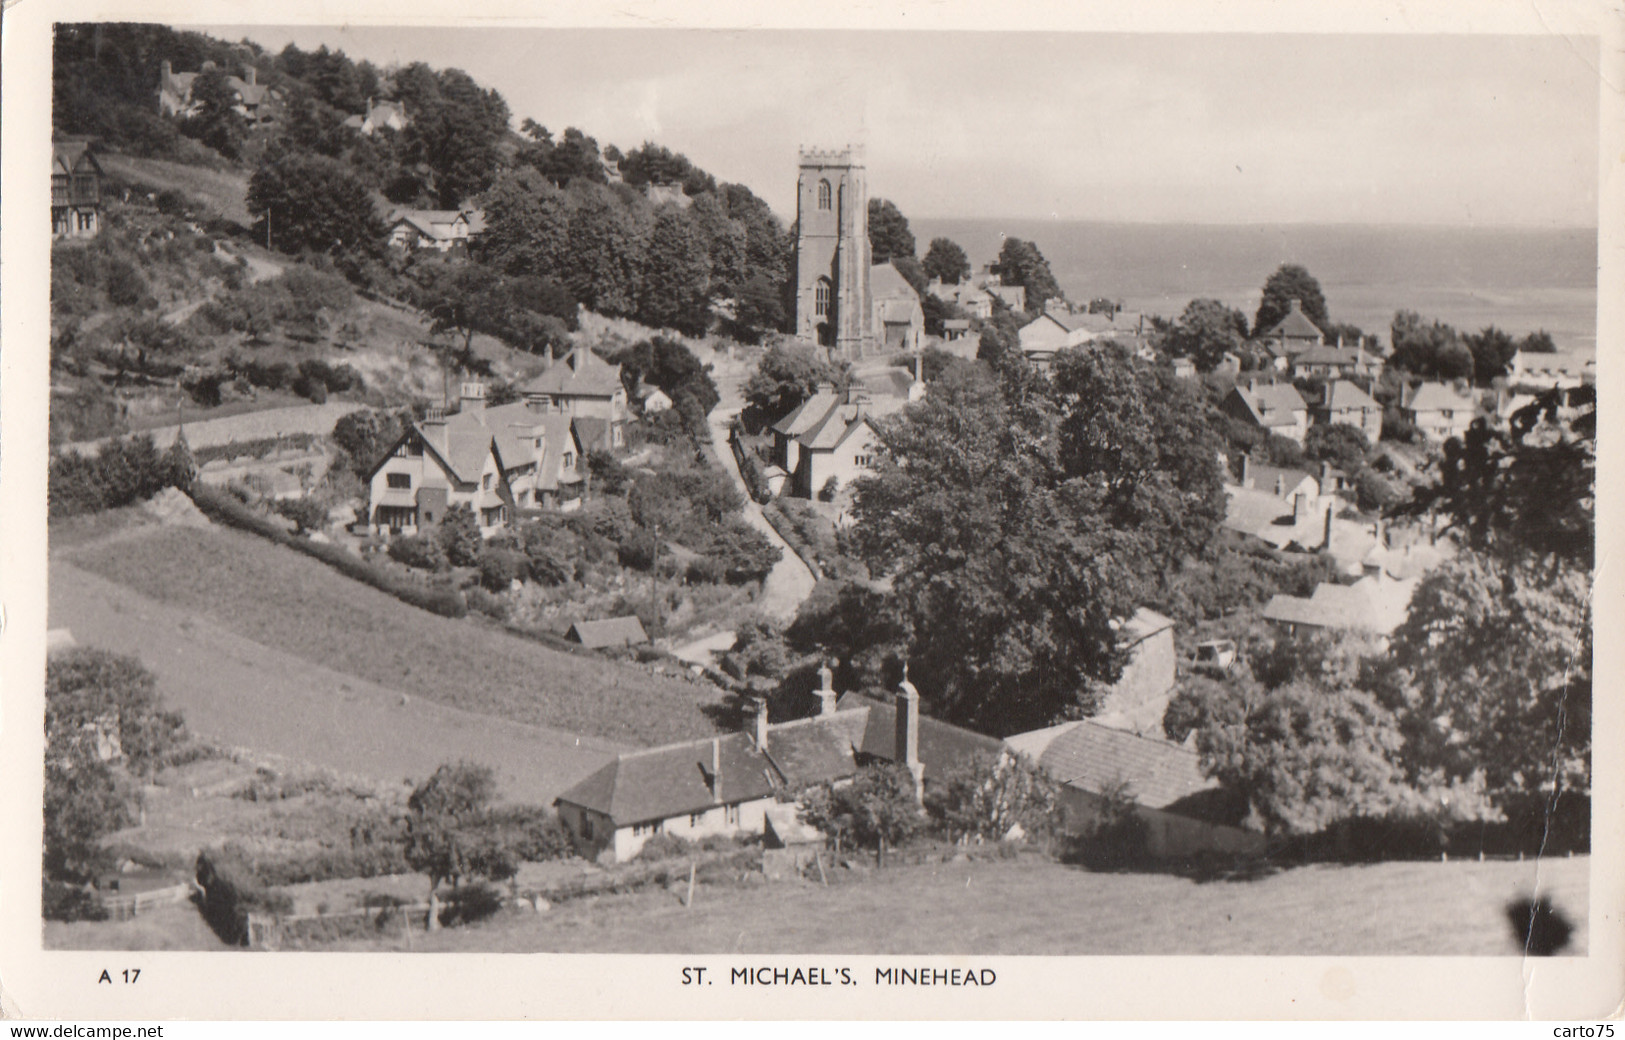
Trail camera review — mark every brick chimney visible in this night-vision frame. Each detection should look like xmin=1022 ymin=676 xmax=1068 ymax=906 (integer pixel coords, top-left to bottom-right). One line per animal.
xmin=895 ymin=665 xmax=924 ymax=802
xmin=1288 ymin=298 xmax=1303 ymax=315
xmin=814 ymin=661 xmax=838 ymax=717
xmin=750 ymin=697 xmax=769 ymax=749
xmin=460 ymin=381 xmax=487 ymax=421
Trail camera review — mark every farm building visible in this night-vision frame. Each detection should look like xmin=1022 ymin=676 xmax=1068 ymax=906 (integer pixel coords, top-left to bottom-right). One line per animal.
xmin=1005 ymin=721 xmax=1263 ymax=860
xmin=565 ymin=617 xmax=649 ymax=650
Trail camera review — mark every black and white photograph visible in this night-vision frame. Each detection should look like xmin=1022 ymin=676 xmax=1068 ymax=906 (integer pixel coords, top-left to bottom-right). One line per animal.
xmin=2 ymin=0 xmax=1620 ymax=1022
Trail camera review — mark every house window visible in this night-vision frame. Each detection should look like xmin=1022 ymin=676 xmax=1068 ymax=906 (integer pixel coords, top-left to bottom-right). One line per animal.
xmin=690 ymin=813 xmax=704 ymax=827
xmin=817 ymin=179 xmax=832 ymax=210
xmin=725 ymin=805 xmax=740 ymax=826
xmin=582 ymin=816 xmax=594 ymax=840
xmin=1441 ymin=410 xmax=1453 ymax=420
xmin=563 ymin=452 xmax=575 ymax=470
xmin=386 ymin=473 xmax=411 ymax=489
xmin=815 ymin=280 xmax=831 ymax=318
xmin=633 ymin=820 xmax=666 ymax=837
xmin=483 ymin=473 xmax=493 ymax=490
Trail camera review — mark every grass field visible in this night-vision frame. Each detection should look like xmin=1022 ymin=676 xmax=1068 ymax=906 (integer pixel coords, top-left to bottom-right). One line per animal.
xmin=326 ymin=853 xmax=1590 ymax=957
xmin=56 ymin=522 xmax=728 ymax=748
xmin=99 ymin=154 xmax=253 ymax=227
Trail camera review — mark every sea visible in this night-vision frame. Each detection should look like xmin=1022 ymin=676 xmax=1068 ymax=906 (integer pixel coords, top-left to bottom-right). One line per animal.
xmin=910 ymin=219 xmax=1599 ymax=354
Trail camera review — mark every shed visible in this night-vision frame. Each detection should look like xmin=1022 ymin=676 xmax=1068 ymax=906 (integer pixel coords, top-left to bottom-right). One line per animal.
xmin=566 ymin=616 xmax=650 ymax=649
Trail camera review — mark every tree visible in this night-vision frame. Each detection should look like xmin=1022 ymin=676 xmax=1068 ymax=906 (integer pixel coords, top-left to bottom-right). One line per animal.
xmin=402 ymin=762 xmax=515 ymax=930
xmin=1463 ymin=326 xmax=1518 ymax=386
xmin=992 ymin=238 xmax=1062 ymax=312
xmin=637 ymin=207 xmax=712 ymax=335
xmin=1302 ymin=422 xmax=1371 ymax=473
xmin=743 ymin=343 xmax=841 ymax=426
xmin=726 ymin=272 xmax=786 ymax=344
xmin=564 ymin=181 xmax=646 ymax=316
xmin=1388 ymin=311 xmax=1474 ymax=382
xmin=46 ymin=648 xmax=186 ymax=782
xmin=1384 ymin=551 xmax=1591 ymax=820
xmin=274 ymin=496 xmax=329 ymax=534
xmin=924 ymin=752 xmax=1061 ymax=846
xmin=921 ymin=237 xmax=970 ymax=285
xmin=1180 ymin=675 xmax=1409 ymax=842
xmin=332 ymin=408 xmax=408 ymax=480
xmin=1166 ymin=298 xmax=1249 ymax=372
xmin=394 ymin=64 xmax=511 ymax=207
xmin=474 ymin=167 xmax=571 ymax=280
xmin=180 ymin=65 xmax=245 ymax=159
xmin=798 ymin=763 xmax=923 ymax=867
xmin=247 ymin=152 xmax=382 ymax=258
xmin=867 ymin=198 xmax=915 ymax=264
xmin=1253 ymin=264 xmax=1328 ymax=337
xmin=614 ymin=336 xmax=720 ymax=421
xmin=436 ymin=503 xmax=483 ymax=568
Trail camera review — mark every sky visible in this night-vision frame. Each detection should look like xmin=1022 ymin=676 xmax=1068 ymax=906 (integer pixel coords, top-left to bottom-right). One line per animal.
xmin=196 ymin=26 xmax=1601 ymax=227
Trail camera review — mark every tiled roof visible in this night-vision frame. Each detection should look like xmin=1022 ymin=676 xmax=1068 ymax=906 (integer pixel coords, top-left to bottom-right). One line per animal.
xmin=522 ymin=348 xmax=625 ymax=398
xmin=1245 ymin=462 xmax=1315 ymax=497
xmin=1263 ymin=304 xmax=1324 ymax=341
xmin=555 ymin=732 xmax=776 ymax=825
xmin=1231 ymin=384 xmax=1306 ymax=427
xmin=772 ymin=389 xmax=842 ymax=437
xmin=870 ymin=262 xmax=921 ymax=301
xmin=1405 ymin=382 xmax=1473 ymax=413
xmin=52 ymin=141 xmax=99 ymax=175
xmin=877 ymin=298 xmax=921 ymax=324
xmin=798 ymin=404 xmax=877 ymax=451
xmin=572 ymin=416 xmax=612 ymax=454
xmin=1295 ymin=344 xmax=1366 ymax=368
xmin=1009 ymin=720 xmax=1218 ymax=810
xmin=837 ymin=692 xmax=1006 ymax=776
xmin=762 ymin=712 xmax=866 ymax=790
xmin=1262 ymin=575 xmax=1414 ymax=635
xmin=567 ymin=616 xmax=649 ymax=648
xmin=1323 ymin=380 xmax=1379 ymax=411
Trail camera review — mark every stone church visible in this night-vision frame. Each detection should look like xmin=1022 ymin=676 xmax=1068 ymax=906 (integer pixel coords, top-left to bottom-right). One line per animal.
xmin=793 ymin=145 xmax=877 ymax=359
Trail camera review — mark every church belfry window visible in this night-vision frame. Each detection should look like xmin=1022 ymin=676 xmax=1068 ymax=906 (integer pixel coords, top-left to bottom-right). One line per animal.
xmin=817 ymin=179 xmax=832 ymax=210
xmin=815 ymin=280 xmax=831 ymax=317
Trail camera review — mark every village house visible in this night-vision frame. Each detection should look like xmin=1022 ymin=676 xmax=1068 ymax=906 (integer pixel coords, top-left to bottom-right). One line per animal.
xmin=941 ymin=319 xmax=975 ymax=343
xmin=366 ymin=383 xmax=584 ymax=537
xmin=1316 ymin=378 xmax=1383 ymax=443
xmin=51 ymin=140 xmax=104 ymax=239
xmin=384 ymin=208 xmax=487 ymax=256
xmin=974 ymin=267 xmax=1028 ymax=312
xmin=1290 ymin=342 xmax=1379 ymax=381
xmin=871 ymin=262 xmax=925 ymax=353
xmin=342 ymin=97 xmax=410 ymax=136
xmin=520 ymin=348 xmax=629 ymax=453
xmin=1005 ymin=721 xmax=1264 ymax=860
xmin=1256 ymin=297 xmax=1325 ymax=358
xmin=1221 ymin=456 xmax=1333 ymax=552
xmin=770 ymin=385 xmax=887 ymax=498
xmin=1221 ymin=379 xmax=1310 ymax=444
xmin=926 ymin=278 xmax=995 ymax=320
xmin=1401 ymin=381 xmax=1477 ymax=443
xmin=1261 ymin=567 xmax=1417 ymax=645
xmin=554 ymin=666 xmax=1002 ymax=862
xmin=158 ymin=60 xmax=281 ymax=124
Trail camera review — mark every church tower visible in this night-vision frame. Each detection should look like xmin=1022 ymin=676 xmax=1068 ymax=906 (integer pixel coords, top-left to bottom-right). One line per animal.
xmin=794 ymin=145 xmax=874 ymax=360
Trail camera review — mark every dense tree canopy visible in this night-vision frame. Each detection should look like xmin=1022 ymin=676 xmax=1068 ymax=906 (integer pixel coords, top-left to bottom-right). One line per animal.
xmin=992 ymin=238 xmax=1062 ymax=312
xmin=921 ymin=237 xmax=971 ymax=285
xmin=743 ymin=343 xmax=843 ymax=427
xmin=1166 ymin=298 xmax=1249 ymax=372
xmin=1253 ymin=264 xmax=1329 ymax=337
xmin=1388 ymin=311 xmax=1475 ymax=381
xmin=867 ymin=199 xmax=916 ymax=264
xmin=636 ymin=207 xmax=712 ymax=335
xmin=247 ymin=151 xmax=382 ymax=258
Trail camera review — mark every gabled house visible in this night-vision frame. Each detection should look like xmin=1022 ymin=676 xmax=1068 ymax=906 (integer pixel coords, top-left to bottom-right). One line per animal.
xmin=553 ymin=666 xmax=1002 ymax=863
xmin=342 ymin=97 xmax=410 ymax=136
xmin=1401 ymin=381 xmax=1476 ymax=443
xmin=566 ymin=616 xmax=650 ymax=649
xmin=1257 ymin=298 xmax=1325 ymax=357
xmin=1221 ymin=380 xmax=1309 ymax=444
xmin=385 ymin=208 xmax=487 ymax=256
xmin=521 ymin=348 xmax=629 ymax=452
xmin=1004 ymin=721 xmax=1262 ymax=859
xmin=1505 ymin=350 xmax=1595 ymax=392
xmin=870 ymin=262 xmax=925 ymax=354
xmin=52 ymin=141 xmax=104 ymax=239
xmin=770 ymin=385 xmax=884 ymax=498
xmin=1316 ymin=378 xmax=1383 ymax=443
xmin=1261 ymin=570 xmax=1417 ymax=644
xmin=367 ymin=383 xmax=584 ymax=537
xmin=1291 ymin=342 xmax=1378 ymax=381
xmin=926 ymin=278 xmax=994 ymax=320
xmin=157 ymin=60 xmax=281 ymax=124
xmin=1222 ymin=456 xmax=1332 ymax=552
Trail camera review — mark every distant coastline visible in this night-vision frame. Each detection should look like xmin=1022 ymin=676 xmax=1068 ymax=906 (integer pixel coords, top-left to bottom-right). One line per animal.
xmin=912 ymin=218 xmax=1599 ymax=353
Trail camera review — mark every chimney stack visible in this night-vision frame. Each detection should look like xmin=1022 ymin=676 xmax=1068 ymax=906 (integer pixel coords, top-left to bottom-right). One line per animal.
xmin=710 ymin=738 xmax=722 ymax=804
xmin=750 ymin=697 xmax=769 ymax=749
xmin=246 ymin=65 xmax=256 ymax=86
xmin=1289 ymin=298 xmax=1303 ymax=314
xmin=460 ymin=381 xmax=487 ymax=420
xmin=162 ymin=59 xmax=173 ymax=79
xmin=895 ymin=665 xmax=924 ymax=802
xmin=815 ymin=661 xmax=838 ymax=717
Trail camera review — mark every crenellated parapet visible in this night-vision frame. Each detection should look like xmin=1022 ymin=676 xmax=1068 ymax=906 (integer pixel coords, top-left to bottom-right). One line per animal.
xmin=798 ymin=144 xmax=866 ymax=166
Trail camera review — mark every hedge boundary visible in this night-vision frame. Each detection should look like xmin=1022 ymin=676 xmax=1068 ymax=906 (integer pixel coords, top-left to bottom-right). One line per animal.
xmin=186 ymin=481 xmax=467 ymax=619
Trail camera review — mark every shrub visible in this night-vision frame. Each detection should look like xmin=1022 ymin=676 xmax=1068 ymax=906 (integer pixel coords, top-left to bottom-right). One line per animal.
xmin=388 ymin=534 xmax=449 ymax=572
xmin=1260 ymin=434 xmax=1305 ymax=469
xmin=195 ymin=850 xmax=291 ymax=946
xmin=704 ymin=517 xmax=782 ymax=584
xmin=42 ymin=880 xmax=110 ymax=922
xmin=484 ymin=805 xmax=573 ymax=862
xmin=818 ymin=476 xmax=840 ymax=502
xmin=635 ymin=833 xmax=696 ymax=863
xmin=273 ymin=496 xmax=328 ymax=534
xmin=438 ymin=882 xmax=505 ymax=927
xmin=48 ymin=434 xmax=179 ymax=520
xmin=587 ymin=449 xmax=631 ymax=496
xmin=154 ymin=189 xmax=189 ymax=216
xmin=187 ymin=483 xmax=466 ymax=618
xmin=478 ymin=549 xmax=527 ymax=592
xmin=436 ymin=504 xmax=483 ymax=568
xmin=465 ymin=586 xmax=509 ymax=621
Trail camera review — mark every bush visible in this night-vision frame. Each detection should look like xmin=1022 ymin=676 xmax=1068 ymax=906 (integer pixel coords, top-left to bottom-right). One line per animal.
xmin=42 ymin=880 xmax=109 ymax=923
xmin=388 ymin=533 xmax=449 ymax=572
xmin=273 ymin=496 xmax=328 ymax=534
xmin=484 ymin=805 xmax=573 ymax=862
xmin=188 ymin=483 xmax=466 ymax=618
xmin=635 ymin=833 xmax=696 ymax=863
xmin=478 ymin=549 xmax=527 ymax=592
xmin=703 ymin=517 xmax=782 ymax=584
xmin=195 ymin=850 xmax=291 ymax=946
xmin=465 ymin=586 xmax=509 ymax=621
xmin=1382 ymin=406 xmax=1419 ymax=444
xmin=438 ymin=882 xmax=505 ymax=927
xmin=818 ymin=476 xmax=840 ymax=502
xmin=436 ymin=504 xmax=484 ymax=568
xmin=1260 ymin=434 xmax=1305 ymax=469
xmin=48 ymin=435 xmax=179 ymax=520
